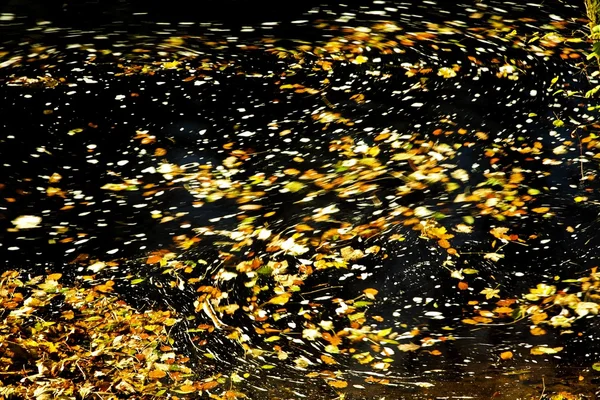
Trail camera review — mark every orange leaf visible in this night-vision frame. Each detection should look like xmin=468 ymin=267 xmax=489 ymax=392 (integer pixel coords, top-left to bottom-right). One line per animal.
xmin=531 ymin=312 xmax=548 ymax=325
xmin=147 ymin=255 xmax=163 ymax=264
xmin=500 ymin=351 xmax=513 ymax=360
xmin=458 ymin=281 xmax=469 ymax=290
xmin=530 ymin=327 xmax=547 ymax=336
xmin=295 ymin=224 xmax=314 ymax=232
xmin=532 ymin=207 xmax=550 ymax=214
xmin=321 ymin=354 xmax=337 ymax=365
xmin=438 ymin=239 xmax=451 ymax=249
xmin=374 ymin=133 xmax=391 ymax=141
xmin=328 ymin=380 xmax=348 ymax=389
xmin=322 ymin=332 xmax=342 ymax=346
xmin=198 ymin=381 xmax=219 ymax=390
xmin=149 ymin=370 xmax=167 ymax=379
xmin=179 ymin=385 xmax=196 ymax=393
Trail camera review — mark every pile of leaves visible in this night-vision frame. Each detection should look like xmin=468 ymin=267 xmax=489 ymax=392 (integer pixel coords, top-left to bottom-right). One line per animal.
xmin=0 ymin=270 xmax=225 ymax=399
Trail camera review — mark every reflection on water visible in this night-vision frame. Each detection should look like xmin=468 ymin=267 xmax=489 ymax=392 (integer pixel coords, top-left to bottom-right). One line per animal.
xmin=1 ymin=0 xmax=600 ymax=398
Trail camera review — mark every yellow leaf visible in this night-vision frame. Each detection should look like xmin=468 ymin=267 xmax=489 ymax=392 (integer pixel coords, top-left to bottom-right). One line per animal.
xmin=353 ymin=55 xmax=368 ymax=64
xmin=480 ymin=287 xmax=500 ymax=300
xmin=363 ymin=288 xmax=378 ymax=299
xmin=268 ymin=293 xmax=291 ymax=305
xmin=285 ymin=181 xmax=305 ymax=192
xmin=397 ymin=343 xmax=420 ymax=352
xmin=47 ymin=273 xmax=62 ymax=281
xmin=530 ymin=346 xmax=563 ymax=355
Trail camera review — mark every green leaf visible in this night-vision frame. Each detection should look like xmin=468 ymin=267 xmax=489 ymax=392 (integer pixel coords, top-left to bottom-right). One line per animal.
xmin=261 ymin=365 xmax=276 ymax=369
xmin=348 ymin=312 xmax=365 ymax=322
xmin=284 ymin=181 xmax=305 ymax=192
xmin=325 ymin=345 xmax=340 ymax=353
xmin=586 ymin=85 xmax=600 ymax=98
xmin=256 ymin=266 xmax=273 ymax=275
xmin=593 ymin=362 xmax=600 ymax=372
xmin=463 ymin=216 xmax=475 ymax=225
xmin=377 ymin=327 xmax=393 ymax=337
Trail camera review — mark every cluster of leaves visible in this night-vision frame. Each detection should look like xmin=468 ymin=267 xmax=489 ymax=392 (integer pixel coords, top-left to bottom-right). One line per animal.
xmin=462 ymin=267 xmax=600 ymax=357
xmin=0 ymin=270 xmax=229 ymax=399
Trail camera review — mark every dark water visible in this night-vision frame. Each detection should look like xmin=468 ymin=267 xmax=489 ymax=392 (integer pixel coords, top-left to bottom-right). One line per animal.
xmin=2 ymin=0 xmax=600 ymax=398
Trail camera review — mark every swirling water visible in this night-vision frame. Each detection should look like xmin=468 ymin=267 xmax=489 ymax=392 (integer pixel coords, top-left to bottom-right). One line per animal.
xmin=2 ymin=0 xmax=600 ymax=398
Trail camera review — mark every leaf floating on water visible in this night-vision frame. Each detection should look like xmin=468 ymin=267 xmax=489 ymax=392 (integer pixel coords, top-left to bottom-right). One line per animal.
xmin=530 ymin=346 xmax=563 ymax=355
xmin=398 ymin=343 xmax=420 ymax=352
xmin=437 ymin=67 xmax=457 ymax=78
xmin=531 ymin=207 xmax=550 ymax=214
xmin=481 ymin=288 xmax=500 ymax=300
xmin=327 ymin=380 xmax=348 ymax=389
xmin=11 ymin=215 xmax=42 ymax=229
xmin=484 ymin=252 xmax=505 ymax=262
xmin=284 ymin=181 xmax=305 ymax=192
xmin=341 ymin=246 xmax=365 ymax=261
xmin=268 ymin=293 xmax=291 ymax=306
